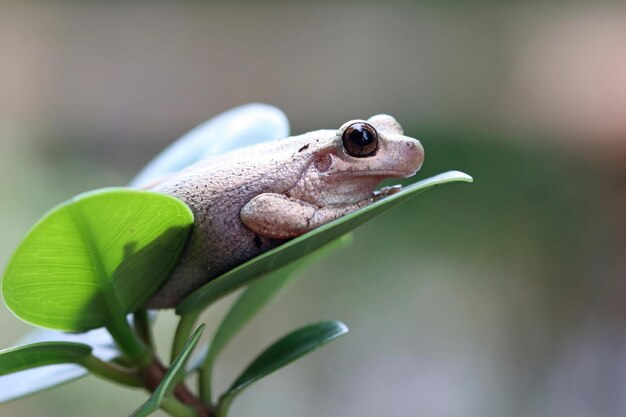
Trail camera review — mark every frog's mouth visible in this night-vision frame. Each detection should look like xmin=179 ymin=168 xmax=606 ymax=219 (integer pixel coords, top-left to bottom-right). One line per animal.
xmin=332 ymin=168 xmax=419 ymax=179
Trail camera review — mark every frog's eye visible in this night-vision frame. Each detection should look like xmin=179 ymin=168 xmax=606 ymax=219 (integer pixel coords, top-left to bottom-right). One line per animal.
xmin=341 ymin=122 xmax=379 ymax=157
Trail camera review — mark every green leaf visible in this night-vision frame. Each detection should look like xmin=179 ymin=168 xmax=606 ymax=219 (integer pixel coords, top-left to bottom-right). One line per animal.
xmin=198 ymin=235 xmax=352 ymax=402
xmin=0 ymin=342 xmax=93 ymax=376
xmin=0 ymin=328 xmax=121 ymax=404
xmin=177 ymin=171 xmax=472 ymax=315
xmin=2 ymin=188 xmax=194 ymax=332
xmin=218 ymin=321 xmax=348 ymax=415
xmin=130 ymin=324 xmax=205 ymax=417
xmin=0 ymin=337 xmax=141 ymax=404
xmin=208 ymin=235 xmax=351 ymax=363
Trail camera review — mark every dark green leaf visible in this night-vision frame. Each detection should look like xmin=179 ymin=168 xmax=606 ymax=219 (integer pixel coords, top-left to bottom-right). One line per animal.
xmin=0 ymin=342 xmax=93 ymax=376
xmin=177 ymin=171 xmax=472 ymax=315
xmin=130 ymin=324 xmax=205 ymax=417
xmin=2 ymin=188 xmax=194 ymax=332
xmin=218 ymin=320 xmax=348 ymax=414
xmin=0 ymin=328 xmax=120 ymax=404
xmin=206 ymin=235 xmax=351 ymax=368
xmin=197 ymin=235 xmax=351 ymax=402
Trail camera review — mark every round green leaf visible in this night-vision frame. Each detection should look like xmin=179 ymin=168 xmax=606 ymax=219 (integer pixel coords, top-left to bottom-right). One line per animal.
xmin=2 ymin=188 xmax=194 ymax=332
xmin=177 ymin=171 xmax=472 ymax=315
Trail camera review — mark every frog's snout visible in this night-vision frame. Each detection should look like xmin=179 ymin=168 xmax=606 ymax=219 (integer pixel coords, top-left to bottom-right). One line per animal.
xmin=401 ymin=138 xmax=425 ymax=175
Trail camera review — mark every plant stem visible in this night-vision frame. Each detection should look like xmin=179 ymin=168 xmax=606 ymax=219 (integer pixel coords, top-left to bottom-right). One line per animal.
xmin=107 ymin=314 xmax=153 ymax=369
xmin=216 ymin=394 xmax=234 ymax=417
xmin=143 ymin=358 xmax=214 ymax=417
xmin=81 ymin=355 xmax=143 ymax=387
xmin=172 ymin=312 xmax=199 ymax=363
xmin=161 ymin=397 xmax=198 ymax=417
xmin=199 ymin=356 xmax=214 ymax=406
xmin=134 ymin=309 xmax=154 ymax=350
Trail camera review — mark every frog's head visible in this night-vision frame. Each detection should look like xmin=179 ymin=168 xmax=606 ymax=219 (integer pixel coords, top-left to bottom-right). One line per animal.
xmin=293 ymin=115 xmax=424 ymax=206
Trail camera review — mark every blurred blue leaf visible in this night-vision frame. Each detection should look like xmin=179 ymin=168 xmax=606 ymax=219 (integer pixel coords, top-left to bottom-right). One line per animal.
xmin=131 ymin=103 xmax=289 ymax=187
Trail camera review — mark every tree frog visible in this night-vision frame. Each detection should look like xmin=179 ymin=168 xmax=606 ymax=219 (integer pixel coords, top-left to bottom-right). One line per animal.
xmin=145 ymin=115 xmax=424 ymax=308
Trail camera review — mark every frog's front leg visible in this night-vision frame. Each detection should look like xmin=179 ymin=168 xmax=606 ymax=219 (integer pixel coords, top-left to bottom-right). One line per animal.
xmin=240 ymin=189 xmax=397 ymax=239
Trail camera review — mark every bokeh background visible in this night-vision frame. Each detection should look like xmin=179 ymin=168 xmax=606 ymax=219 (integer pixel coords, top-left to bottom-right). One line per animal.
xmin=2 ymin=2 xmax=626 ymax=416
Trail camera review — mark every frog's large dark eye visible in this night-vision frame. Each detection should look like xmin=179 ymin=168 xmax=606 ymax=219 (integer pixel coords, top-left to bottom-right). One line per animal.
xmin=341 ymin=122 xmax=379 ymax=157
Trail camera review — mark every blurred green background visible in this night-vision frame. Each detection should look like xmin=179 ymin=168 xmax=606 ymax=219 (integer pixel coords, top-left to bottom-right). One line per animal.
xmin=1 ymin=2 xmax=626 ymax=416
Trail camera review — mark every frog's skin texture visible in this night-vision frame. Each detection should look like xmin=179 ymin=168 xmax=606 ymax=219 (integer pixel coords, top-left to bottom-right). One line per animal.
xmin=145 ymin=115 xmax=424 ymax=308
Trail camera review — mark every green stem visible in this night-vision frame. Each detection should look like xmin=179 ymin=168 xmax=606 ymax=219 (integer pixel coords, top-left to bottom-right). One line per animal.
xmin=172 ymin=312 xmax=199 ymax=363
xmin=81 ymin=355 xmax=142 ymax=387
xmin=199 ymin=354 xmax=214 ymax=406
xmin=216 ymin=394 xmax=234 ymax=417
xmin=107 ymin=314 xmax=153 ymax=369
xmin=134 ymin=309 xmax=154 ymax=349
xmin=161 ymin=397 xmax=198 ymax=417
xmin=174 ymin=312 xmax=216 ymax=407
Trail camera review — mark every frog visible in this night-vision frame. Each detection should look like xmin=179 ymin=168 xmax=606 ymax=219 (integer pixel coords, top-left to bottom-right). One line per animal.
xmin=145 ymin=114 xmax=424 ymax=308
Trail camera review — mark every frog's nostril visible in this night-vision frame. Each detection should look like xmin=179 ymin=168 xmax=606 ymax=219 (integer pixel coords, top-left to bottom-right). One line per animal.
xmin=410 ymin=141 xmax=425 ymax=170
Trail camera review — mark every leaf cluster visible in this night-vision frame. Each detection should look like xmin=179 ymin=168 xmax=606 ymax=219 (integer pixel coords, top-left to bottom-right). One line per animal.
xmin=0 ymin=173 xmax=471 ymax=416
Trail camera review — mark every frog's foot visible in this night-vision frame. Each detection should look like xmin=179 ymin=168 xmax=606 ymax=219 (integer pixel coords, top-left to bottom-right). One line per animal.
xmin=241 ymin=192 xmax=379 ymax=239
xmin=373 ymin=184 xmax=402 ymax=201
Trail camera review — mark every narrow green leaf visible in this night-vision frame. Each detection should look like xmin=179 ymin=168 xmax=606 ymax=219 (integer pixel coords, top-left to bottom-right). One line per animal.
xmin=0 ymin=342 xmax=93 ymax=376
xmin=206 ymin=263 xmax=305 ymax=366
xmin=0 ymin=328 xmax=120 ymax=404
xmin=208 ymin=235 xmax=351 ymax=367
xmin=0 ymin=338 xmax=140 ymax=404
xmin=177 ymin=171 xmax=472 ymax=315
xmin=129 ymin=324 xmax=205 ymax=417
xmin=198 ymin=235 xmax=352 ymax=403
xmin=2 ymin=188 xmax=194 ymax=332
xmin=218 ymin=320 xmax=348 ymax=414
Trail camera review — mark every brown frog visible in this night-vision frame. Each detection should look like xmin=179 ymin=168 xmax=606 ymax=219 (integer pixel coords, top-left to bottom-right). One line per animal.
xmin=146 ymin=115 xmax=424 ymax=308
